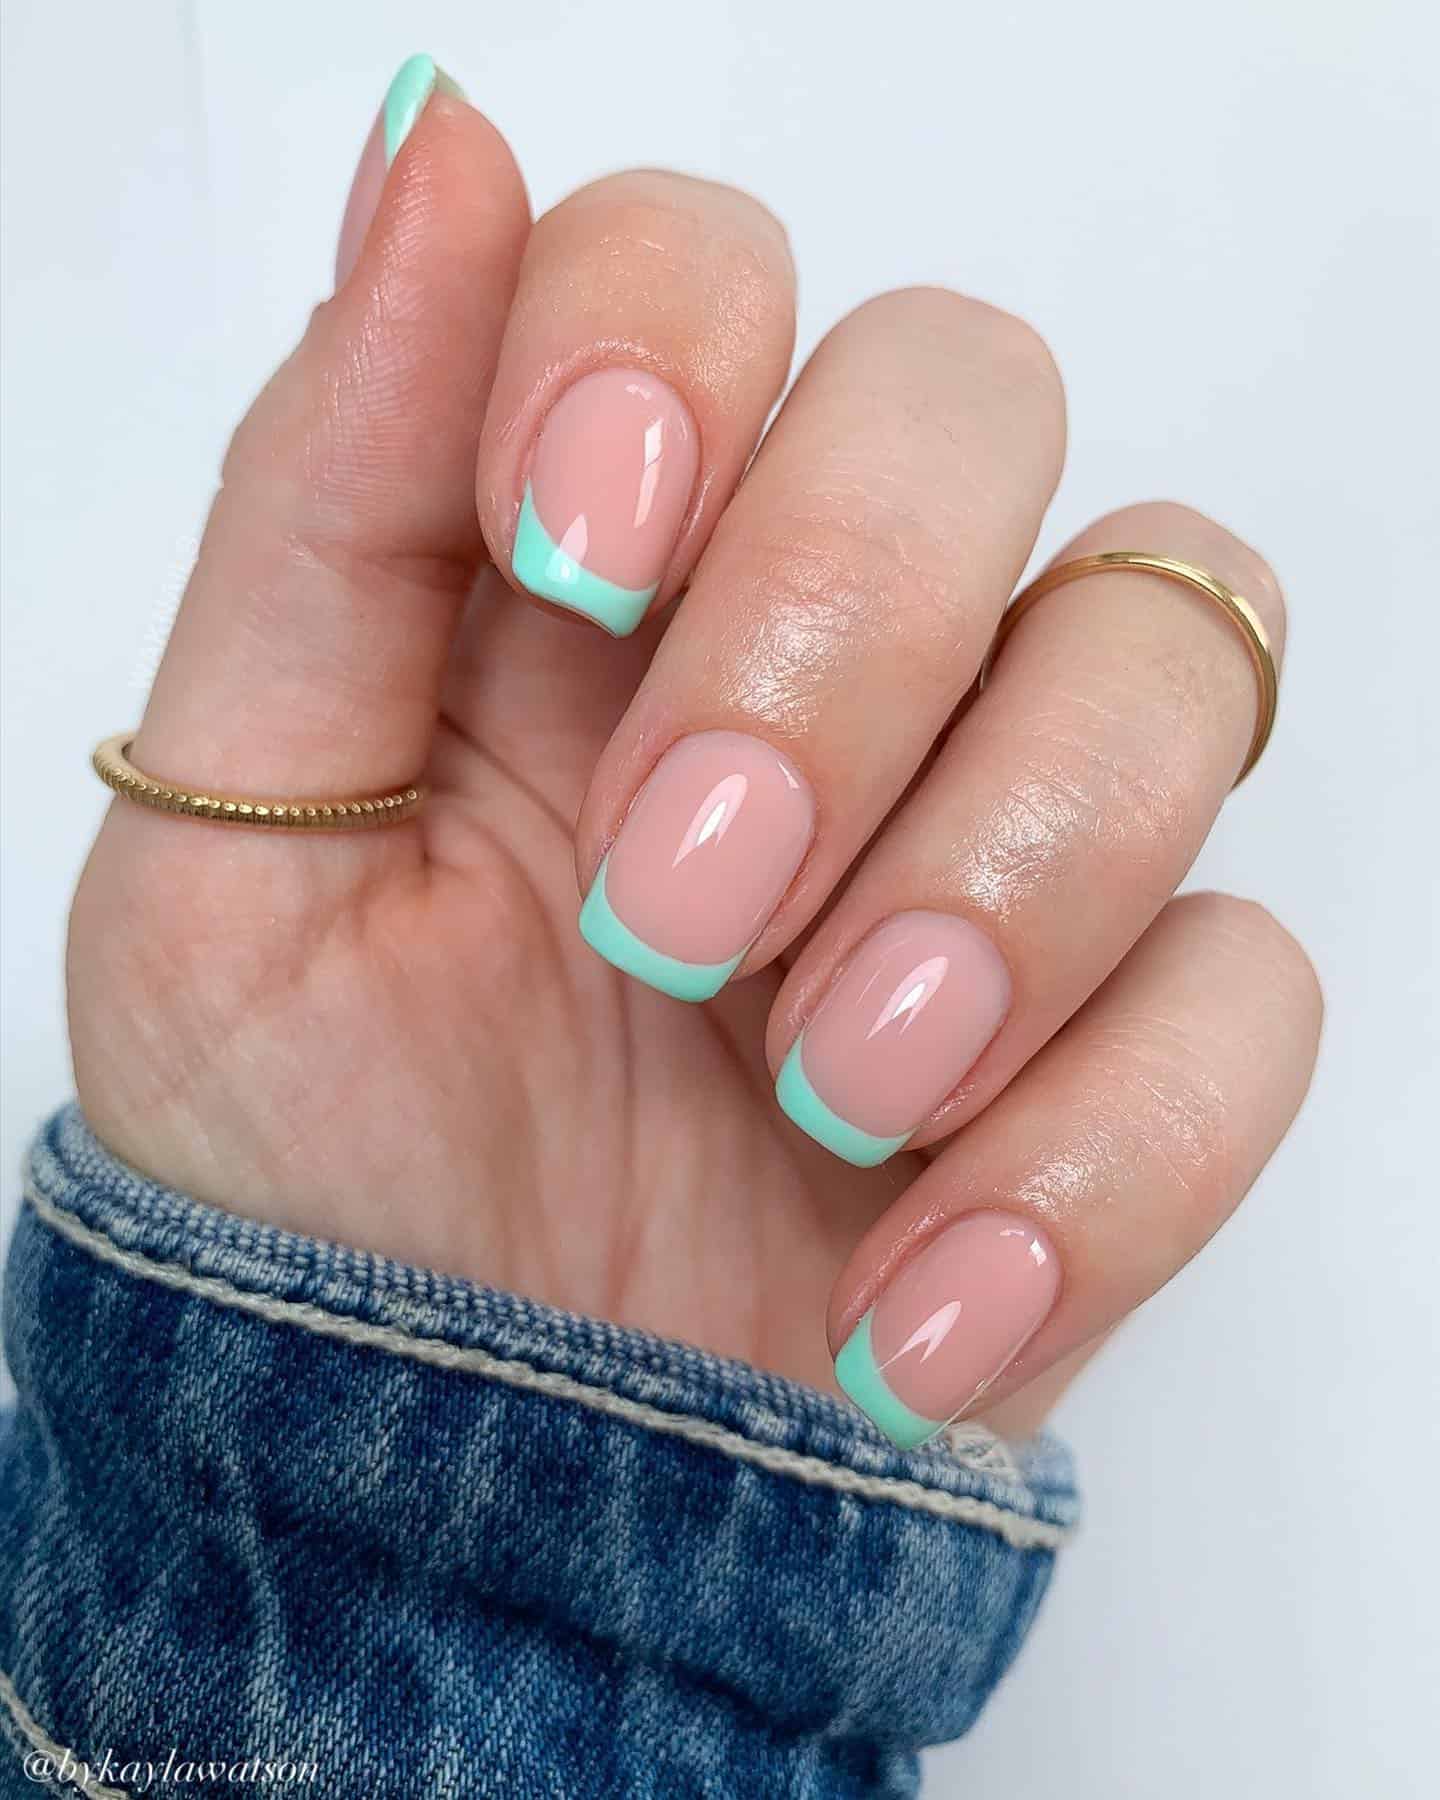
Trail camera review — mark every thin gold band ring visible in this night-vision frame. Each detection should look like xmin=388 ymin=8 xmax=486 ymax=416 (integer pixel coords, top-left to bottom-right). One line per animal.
xmin=981 ymin=551 xmax=1279 ymax=786
xmin=92 ymin=734 xmax=426 ymax=830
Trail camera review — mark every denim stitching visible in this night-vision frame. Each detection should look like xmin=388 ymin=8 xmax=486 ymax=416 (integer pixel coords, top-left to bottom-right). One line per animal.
xmin=23 ymin=1181 xmax=1069 ymax=1552
xmin=34 ymin=1108 xmax=1076 ymax=1508
xmin=0 ymin=1671 xmax=133 ymax=1797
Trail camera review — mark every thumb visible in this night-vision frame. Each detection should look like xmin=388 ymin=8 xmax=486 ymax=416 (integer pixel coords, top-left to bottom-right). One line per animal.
xmin=127 ymin=55 xmax=529 ymax=802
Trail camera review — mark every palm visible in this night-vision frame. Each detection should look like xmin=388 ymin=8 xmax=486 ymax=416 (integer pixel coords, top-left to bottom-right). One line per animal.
xmin=69 ymin=568 xmax=905 ymax=1392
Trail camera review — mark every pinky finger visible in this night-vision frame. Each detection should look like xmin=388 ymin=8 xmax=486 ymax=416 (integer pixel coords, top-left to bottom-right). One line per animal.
xmin=826 ymin=893 xmax=1323 ymax=1447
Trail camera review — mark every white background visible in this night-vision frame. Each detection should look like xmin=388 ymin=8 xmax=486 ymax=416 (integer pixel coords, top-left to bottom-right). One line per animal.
xmin=2 ymin=3 xmax=1436 ymax=1794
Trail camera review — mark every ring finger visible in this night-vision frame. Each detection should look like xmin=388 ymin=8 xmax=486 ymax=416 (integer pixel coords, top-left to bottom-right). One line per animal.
xmin=768 ymin=500 xmax=1287 ymax=1165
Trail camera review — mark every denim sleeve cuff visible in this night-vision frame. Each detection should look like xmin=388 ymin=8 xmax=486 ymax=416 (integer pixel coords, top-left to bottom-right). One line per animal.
xmin=2 ymin=1105 xmax=1078 ymax=1797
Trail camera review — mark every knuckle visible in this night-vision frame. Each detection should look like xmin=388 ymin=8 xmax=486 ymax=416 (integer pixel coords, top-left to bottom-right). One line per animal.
xmin=974 ymin=299 xmax=1065 ymax=403
xmin=555 ymin=169 xmax=793 ymax=284
xmin=1011 ymin=711 xmax=1196 ymax=887
xmin=748 ymin=487 xmax=971 ymax=657
xmin=1172 ymin=892 xmax=1324 ymax=1030
xmin=1085 ymin=499 xmax=1287 ymax=650
xmin=845 ymin=287 xmax=1066 ymax=438
xmin=1081 ymin=1005 xmax=1237 ymax=1244
xmin=530 ymin=190 xmax=794 ymax=383
xmin=1092 ymin=732 xmax=1192 ymax=856
xmin=644 ymin=169 xmax=792 ymax=257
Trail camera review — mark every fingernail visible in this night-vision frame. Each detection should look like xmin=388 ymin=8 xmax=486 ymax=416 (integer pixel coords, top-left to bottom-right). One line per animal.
xmin=335 ymin=55 xmax=462 ymax=290
xmin=513 ymin=368 xmax=700 ymax=636
xmin=580 ymin=731 xmax=814 ymax=1001
xmin=835 ymin=1212 xmax=1060 ymax=1449
xmin=776 ymin=912 xmax=1010 ymax=1167
xmin=383 ymin=52 xmax=461 ymax=164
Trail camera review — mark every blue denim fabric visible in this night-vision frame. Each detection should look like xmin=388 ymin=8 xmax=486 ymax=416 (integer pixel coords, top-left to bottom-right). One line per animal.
xmin=1 ymin=1106 xmax=1078 ymax=1797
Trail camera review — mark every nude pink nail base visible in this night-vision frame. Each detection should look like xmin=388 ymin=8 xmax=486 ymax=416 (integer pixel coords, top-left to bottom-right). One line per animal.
xmin=776 ymin=911 xmax=1011 ymax=1165
xmin=513 ymin=368 xmax=699 ymax=635
xmin=578 ymin=731 xmax=815 ymax=1002
xmin=834 ymin=1212 xmax=1060 ymax=1448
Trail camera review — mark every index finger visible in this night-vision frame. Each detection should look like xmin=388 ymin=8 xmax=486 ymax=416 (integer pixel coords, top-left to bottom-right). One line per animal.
xmin=475 ymin=170 xmax=796 ymax=636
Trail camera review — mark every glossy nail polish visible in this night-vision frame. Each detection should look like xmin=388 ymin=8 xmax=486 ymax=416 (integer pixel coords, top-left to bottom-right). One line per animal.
xmin=580 ymin=731 xmax=814 ymax=1001
xmin=835 ymin=1212 xmax=1060 ymax=1449
xmin=513 ymin=369 xmax=700 ymax=636
xmin=335 ymin=54 xmax=461 ymax=290
xmin=776 ymin=912 xmax=1010 ymax=1166
xmin=383 ymin=52 xmax=461 ymax=165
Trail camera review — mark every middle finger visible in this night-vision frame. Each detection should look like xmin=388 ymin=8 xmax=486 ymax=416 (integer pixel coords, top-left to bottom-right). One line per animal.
xmin=574 ymin=287 xmax=1067 ymax=1000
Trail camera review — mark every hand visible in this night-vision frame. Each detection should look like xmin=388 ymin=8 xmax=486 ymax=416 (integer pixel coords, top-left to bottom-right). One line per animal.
xmin=68 ymin=63 xmax=1320 ymax=1437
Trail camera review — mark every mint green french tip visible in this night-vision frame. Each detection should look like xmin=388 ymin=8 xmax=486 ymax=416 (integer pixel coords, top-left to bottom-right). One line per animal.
xmin=383 ymin=53 xmax=461 ymax=167
xmin=834 ymin=1312 xmax=944 ymax=1450
xmin=774 ymin=1039 xmax=912 ymax=1168
xmin=578 ymin=857 xmax=742 ymax=1002
xmin=512 ymin=487 xmax=655 ymax=638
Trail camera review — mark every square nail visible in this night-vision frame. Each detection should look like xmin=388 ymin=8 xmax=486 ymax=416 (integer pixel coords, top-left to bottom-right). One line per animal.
xmin=776 ymin=912 xmax=1011 ymax=1166
xmin=513 ymin=368 xmax=699 ymax=636
xmin=835 ymin=1212 xmax=1060 ymax=1448
xmin=580 ymin=731 xmax=815 ymax=1001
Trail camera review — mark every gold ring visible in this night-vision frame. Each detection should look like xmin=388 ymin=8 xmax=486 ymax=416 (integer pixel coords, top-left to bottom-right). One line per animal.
xmin=981 ymin=552 xmax=1278 ymax=785
xmin=92 ymin=734 xmax=426 ymax=830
